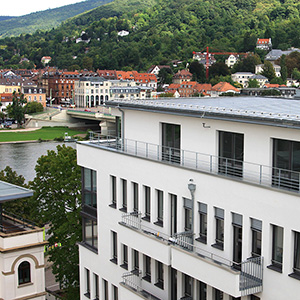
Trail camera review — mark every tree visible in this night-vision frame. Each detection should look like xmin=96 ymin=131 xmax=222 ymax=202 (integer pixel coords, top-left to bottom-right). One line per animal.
xmin=189 ymin=61 xmax=205 ymax=83
xmin=248 ymin=78 xmax=260 ymax=88
xmin=157 ymin=67 xmax=173 ymax=85
xmin=30 ymin=145 xmax=82 ymax=298
xmin=209 ymin=62 xmax=229 ymax=78
xmin=24 ymin=102 xmax=44 ymax=114
xmin=280 ymin=54 xmax=287 ymax=83
xmin=6 ymin=91 xmax=27 ymax=127
xmin=261 ymin=61 xmax=276 ymax=81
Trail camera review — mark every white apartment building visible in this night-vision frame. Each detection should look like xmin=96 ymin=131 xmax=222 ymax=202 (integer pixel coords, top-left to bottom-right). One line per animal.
xmin=231 ymin=73 xmax=254 ymax=87
xmin=75 ymin=78 xmax=153 ymax=108
xmin=77 ymin=96 xmax=300 ymax=300
xmin=225 ymin=55 xmax=239 ymax=68
xmin=0 ymin=181 xmax=47 ymax=300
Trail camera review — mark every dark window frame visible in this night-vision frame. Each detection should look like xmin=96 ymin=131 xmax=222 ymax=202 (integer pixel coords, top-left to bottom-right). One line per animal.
xmin=110 ymin=175 xmax=117 ymax=208
xmin=143 ymin=185 xmax=151 ymax=221
xmin=18 ymin=261 xmax=31 ymax=285
xmin=83 ymin=217 xmax=98 ymax=250
xmin=82 ymin=168 xmax=97 ymax=209
xmin=155 ymin=261 xmax=164 ymax=289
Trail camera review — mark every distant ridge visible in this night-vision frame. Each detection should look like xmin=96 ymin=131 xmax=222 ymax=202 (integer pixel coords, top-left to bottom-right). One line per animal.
xmin=0 ymin=0 xmax=113 ymax=38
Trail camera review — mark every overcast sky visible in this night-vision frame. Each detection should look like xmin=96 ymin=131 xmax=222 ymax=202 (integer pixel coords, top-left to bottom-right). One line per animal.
xmin=1 ymin=0 xmax=84 ymax=17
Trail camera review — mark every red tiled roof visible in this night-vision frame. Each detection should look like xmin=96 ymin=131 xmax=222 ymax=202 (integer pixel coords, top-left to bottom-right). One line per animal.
xmin=212 ymin=82 xmax=240 ymax=92
xmin=257 ymin=38 xmax=271 ymax=44
xmin=264 ymin=83 xmax=287 ymax=88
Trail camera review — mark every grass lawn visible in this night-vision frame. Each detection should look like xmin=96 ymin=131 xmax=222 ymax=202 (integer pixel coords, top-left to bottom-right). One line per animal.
xmin=0 ymin=127 xmax=86 ymax=142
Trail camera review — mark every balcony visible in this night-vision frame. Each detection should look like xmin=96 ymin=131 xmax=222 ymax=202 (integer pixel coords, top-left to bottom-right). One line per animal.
xmin=87 ymin=133 xmax=300 ymax=193
xmin=121 ymin=270 xmax=161 ymax=300
xmin=120 ymin=211 xmax=263 ymax=297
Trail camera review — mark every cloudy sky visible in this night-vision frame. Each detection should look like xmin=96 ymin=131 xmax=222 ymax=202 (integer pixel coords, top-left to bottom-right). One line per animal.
xmin=2 ymin=0 xmax=84 ymax=16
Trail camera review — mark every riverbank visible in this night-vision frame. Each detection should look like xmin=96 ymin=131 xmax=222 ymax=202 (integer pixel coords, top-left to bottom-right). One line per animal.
xmin=0 ymin=127 xmax=86 ymax=143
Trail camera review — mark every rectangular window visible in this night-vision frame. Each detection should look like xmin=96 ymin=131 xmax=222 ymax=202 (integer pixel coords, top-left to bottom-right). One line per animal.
xmin=82 ymin=168 xmax=97 ymax=208
xmin=111 ymin=231 xmax=117 ymax=264
xmin=271 ymin=225 xmax=284 ymax=272
xmin=214 ymin=207 xmax=224 ymax=250
xmin=232 ymin=213 xmax=243 ymax=267
xmin=144 ymin=185 xmax=151 ymax=221
xmin=251 ymin=218 xmax=262 ymax=257
xmin=121 ymin=179 xmax=127 ymax=212
xmin=155 ymin=261 xmax=164 ymax=289
xmin=273 ymin=139 xmax=300 ymax=190
xmin=155 ymin=189 xmax=163 ymax=226
xmin=219 ymin=131 xmax=244 ymax=178
xmin=103 ymin=279 xmax=108 ymax=300
xmin=214 ymin=288 xmax=223 ymax=300
xmin=94 ymin=274 xmax=99 ymax=300
xmin=83 ymin=218 xmax=98 ymax=250
xmin=184 ymin=198 xmax=192 ymax=232
xmin=121 ymin=244 xmax=128 ymax=270
xmin=170 ymin=194 xmax=177 ymax=235
xmin=293 ymin=231 xmax=300 ymax=275
xmin=110 ymin=175 xmax=116 ymax=208
xmin=162 ymin=123 xmax=181 ymax=164
xmin=143 ymin=255 xmax=151 ymax=282
xmin=184 ymin=274 xmax=192 ymax=297
xmin=133 ymin=249 xmax=139 ymax=272
xmin=198 ymin=281 xmax=207 ymax=300
xmin=85 ymin=268 xmax=90 ymax=298
xmin=112 ymin=285 xmax=118 ymax=300
xmin=198 ymin=202 xmax=207 ymax=244
xmin=133 ymin=182 xmax=139 ymax=212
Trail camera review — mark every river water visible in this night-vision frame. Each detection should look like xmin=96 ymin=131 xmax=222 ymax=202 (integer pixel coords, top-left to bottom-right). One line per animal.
xmin=0 ymin=142 xmax=76 ymax=182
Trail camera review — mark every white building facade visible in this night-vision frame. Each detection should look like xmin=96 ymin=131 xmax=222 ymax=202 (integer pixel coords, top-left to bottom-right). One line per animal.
xmin=77 ymin=97 xmax=300 ymax=300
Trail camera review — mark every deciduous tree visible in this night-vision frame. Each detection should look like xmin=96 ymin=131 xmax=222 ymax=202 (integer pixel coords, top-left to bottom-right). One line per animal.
xmin=6 ymin=92 xmax=27 ymax=127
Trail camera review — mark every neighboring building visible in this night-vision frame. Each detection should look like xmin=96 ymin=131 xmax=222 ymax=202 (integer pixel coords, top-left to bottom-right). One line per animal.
xmin=96 ymin=70 xmax=117 ymax=80
xmin=225 ymin=54 xmax=239 ymax=68
xmin=118 ymin=30 xmax=130 ymax=37
xmin=173 ymin=70 xmax=193 ymax=84
xmin=0 ymin=93 xmax=13 ymax=111
xmin=115 ymin=71 xmax=157 ymax=90
xmin=250 ymin=75 xmax=268 ymax=88
xmin=265 ymin=48 xmax=300 ymax=62
xmin=74 ymin=77 xmax=154 ymax=107
xmin=192 ymin=52 xmax=216 ymax=67
xmin=147 ymin=65 xmax=171 ymax=76
xmin=0 ymin=180 xmax=47 ymax=300
xmin=231 ymin=72 xmax=254 ymax=87
xmin=286 ymin=78 xmax=299 ymax=87
xmin=78 ymin=96 xmax=300 ymax=300
xmin=41 ymin=56 xmax=52 ymax=65
xmin=166 ymin=83 xmax=212 ymax=97
xmin=255 ymin=63 xmax=281 ymax=77
xmin=256 ymin=38 xmax=272 ymax=50
xmin=0 ymin=78 xmax=37 ymax=94
xmin=209 ymin=81 xmax=240 ymax=96
xmin=23 ymin=87 xmax=47 ymax=107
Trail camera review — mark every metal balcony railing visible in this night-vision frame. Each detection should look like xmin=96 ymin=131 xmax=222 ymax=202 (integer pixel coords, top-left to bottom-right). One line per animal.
xmin=88 ymin=133 xmax=300 ymax=193
xmin=122 ymin=270 xmax=161 ymax=300
xmin=0 ymin=211 xmax=37 ymax=233
xmin=120 ymin=211 xmax=263 ymax=296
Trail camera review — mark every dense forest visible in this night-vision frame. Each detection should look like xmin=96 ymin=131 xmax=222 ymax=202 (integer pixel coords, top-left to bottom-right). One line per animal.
xmin=1 ymin=0 xmax=300 ymax=73
xmin=0 ymin=0 xmax=113 ymax=38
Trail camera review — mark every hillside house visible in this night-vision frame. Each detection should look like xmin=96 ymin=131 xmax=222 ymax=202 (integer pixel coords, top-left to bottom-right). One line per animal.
xmin=256 ymin=38 xmax=272 ymax=51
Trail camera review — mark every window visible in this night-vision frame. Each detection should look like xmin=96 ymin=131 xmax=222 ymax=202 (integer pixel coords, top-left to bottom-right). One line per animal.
xmin=213 ymin=207 xmax=224 ymax=250
xmin=198 ymin=281 xmax=207 ymax=300
xmin=83 ymin=218 xmax=98 ymax=250
xmin=112 ymin=285 xmax=118 ymax=300
xmin=103 ymin=279 xmax=108 ymax=300
xmin=170 ymin=193 xmax=177 ymax=235
xmin=273 ymin=139 xmax=300 ymax=190
xmin=143 ymin=255 xmax=151 ymax=282
xmin=111 ymin=231 xmax=117 ymax=264
xmin=110 ymin=175 xmax=116 ymax=208
xmin=121 ymin=179 xmax=127 ymax=212
xmin=183 ymin=274 xmax=192 ymax=298
xmin=219 ymin=131 xmax=244 ymax=178
xmin=94 ymin=274 xmax=99 ymax=300
xmin=292 ymin=231 xmax=300 ymax=276
xmin=18 ymin=261 xmax=30 ymax=285
xmin=214 ymin=288 xmax=223 ymax=300
xmin=144 ymin=185 xmax=151 ymax=221
xmin=270 ymin=225 xmax=284 ymax=272
xmin=162 ymin=123 xmax=181 ymax=163
xmin=133 ymin=249 xmax=139 ymax=272
xmin=184 ymin=198 xmax=192 ymax=231
xmin=155 ymin=261 xmax=164 ymax=289
xmin=121 ymin=244 xmax=128 ymax=269
xmin=232 ymin=213 xmax=243 ymax=267
xmin=84 ymin=268 xmax=90 ymax=298
xmin=133 ymin=182 xmax=139 ymax=212
xmin=155 ymin=189 xmax=163 ymax=226
xmin=198 ymin=202 xmax=207 ymax=244
xmin=251 ymin=218 xmax=262 ymax=257
xmin=82 ymin=168 xmax=97 ymax=208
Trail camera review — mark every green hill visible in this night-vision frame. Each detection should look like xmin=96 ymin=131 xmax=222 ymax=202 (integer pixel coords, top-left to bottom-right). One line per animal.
xmin=0 ymin=0 xmax=300 ymax=72
xmin=0 ymin=0 xmax=113 ymax=38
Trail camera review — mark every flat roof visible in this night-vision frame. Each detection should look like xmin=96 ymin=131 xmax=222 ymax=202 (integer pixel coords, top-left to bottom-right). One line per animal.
xmin=107 ymin=96 xmax=300 ymax=128
xmin=0 ymin=181 xmax=33 ymax=202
